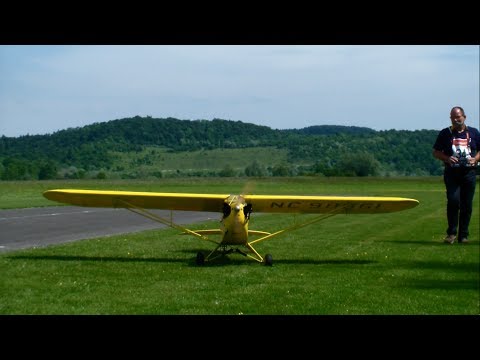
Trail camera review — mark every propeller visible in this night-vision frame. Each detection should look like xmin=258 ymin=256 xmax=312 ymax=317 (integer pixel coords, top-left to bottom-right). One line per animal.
xmin=240 ymin=180 xmax=256 ymax=197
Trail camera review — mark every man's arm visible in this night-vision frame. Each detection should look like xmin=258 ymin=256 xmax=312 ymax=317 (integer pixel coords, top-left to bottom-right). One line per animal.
xmin=468 ymin=150 xmax=480 ymax=166
xmin=470 ymin=129 xmax=480 ymax=166
xmin=433 ymin=149 xmax=458 ymax=166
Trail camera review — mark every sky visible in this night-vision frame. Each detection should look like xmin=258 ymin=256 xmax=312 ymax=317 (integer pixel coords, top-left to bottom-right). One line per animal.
xmin=0 ymin=45 xmax=478 ymax=137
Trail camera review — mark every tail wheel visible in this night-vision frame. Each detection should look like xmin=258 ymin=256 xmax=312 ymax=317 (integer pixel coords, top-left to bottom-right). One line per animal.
xmin=264 ymin=253 xmax=273 ymax=266
xmin=196 ymin=251 xmax=205 ymax=266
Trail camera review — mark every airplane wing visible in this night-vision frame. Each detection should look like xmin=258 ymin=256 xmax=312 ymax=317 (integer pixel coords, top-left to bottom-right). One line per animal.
xmin=43 ymin=189 xmax=419 ymax=214
xmin=243 ymin=195 xmax=419 ymax=214
xmin=43 ymin=189 xmax=228 ymax=212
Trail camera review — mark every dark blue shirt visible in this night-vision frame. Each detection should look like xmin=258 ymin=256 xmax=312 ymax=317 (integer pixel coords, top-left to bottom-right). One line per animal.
xmin=433 ymin=126 xmax=480 ymax=157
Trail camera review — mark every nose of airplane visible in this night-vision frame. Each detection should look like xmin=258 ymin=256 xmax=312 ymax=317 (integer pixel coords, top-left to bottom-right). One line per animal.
xmin=235 ymin=204 xmax=243 ymax=212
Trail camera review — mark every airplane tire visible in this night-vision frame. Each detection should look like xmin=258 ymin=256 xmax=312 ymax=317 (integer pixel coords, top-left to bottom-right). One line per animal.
xmin=196 ymin=252 xmax=205 ymax=266
xmin=264 ymin=254 xmax=273 ymax=266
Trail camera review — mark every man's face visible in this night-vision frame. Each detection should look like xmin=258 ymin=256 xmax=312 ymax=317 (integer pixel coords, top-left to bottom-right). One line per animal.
xmin=450 ymin=108 xmax=466 ymax=128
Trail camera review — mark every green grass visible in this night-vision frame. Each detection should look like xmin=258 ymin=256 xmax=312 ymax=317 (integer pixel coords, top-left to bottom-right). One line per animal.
xmin=0 ymin=177 xmax=479 ymax=314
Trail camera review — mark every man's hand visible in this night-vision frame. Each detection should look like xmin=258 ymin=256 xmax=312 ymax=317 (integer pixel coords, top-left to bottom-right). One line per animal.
xmin=467 ymin=157 xmax=477 ymax=166
xmin=446 ymin=156 xmax=459 ymax=166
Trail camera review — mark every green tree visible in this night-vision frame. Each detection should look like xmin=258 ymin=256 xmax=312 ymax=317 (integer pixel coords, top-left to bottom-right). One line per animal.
xmin=96 ymin=171 xmax=107 ymax=179
xmin=272 ymin=163 xmax=292 ymax=177
xmin=219 ymin=165 xmax=236 ymax=177
xmin=38 ymin=161 xmax=58 ymax=180
xmin=1 ymin=157 xmax=30 ymax=180
xmin=245 ymin=160 xmax=266 ymax=177
xmin=337 ymin=152 xmax=380 ymax=177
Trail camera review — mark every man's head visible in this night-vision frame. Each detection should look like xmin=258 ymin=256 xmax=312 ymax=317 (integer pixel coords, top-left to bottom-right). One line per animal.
xmin=450 ymin=106 xmax=467 ymax=130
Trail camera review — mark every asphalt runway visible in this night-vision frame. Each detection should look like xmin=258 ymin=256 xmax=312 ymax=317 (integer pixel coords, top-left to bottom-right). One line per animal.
xmin=0 ymin=206 xmax=220 ymax=253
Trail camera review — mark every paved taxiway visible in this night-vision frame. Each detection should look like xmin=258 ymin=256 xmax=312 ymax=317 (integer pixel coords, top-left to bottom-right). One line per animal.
xmin=0 ymin=206 xmax=219 ymax=253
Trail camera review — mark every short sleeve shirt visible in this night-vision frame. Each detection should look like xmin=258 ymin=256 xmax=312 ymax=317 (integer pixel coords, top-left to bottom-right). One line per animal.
xmin=433 ymin=126 xmax=480 ymax=158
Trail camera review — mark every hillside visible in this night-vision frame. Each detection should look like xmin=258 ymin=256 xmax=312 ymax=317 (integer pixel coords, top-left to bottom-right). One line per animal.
xmin=0 ymin=116 xmax=444 ymax=180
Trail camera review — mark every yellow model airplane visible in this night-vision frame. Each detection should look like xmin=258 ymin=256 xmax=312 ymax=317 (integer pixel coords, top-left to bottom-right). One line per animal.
xmin=43 ymin=189 xmax=419 ymax=266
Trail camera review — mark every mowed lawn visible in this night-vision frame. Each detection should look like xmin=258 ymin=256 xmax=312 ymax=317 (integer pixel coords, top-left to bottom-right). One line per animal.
xmin=0 ymin=177 xmax=478 ymax=314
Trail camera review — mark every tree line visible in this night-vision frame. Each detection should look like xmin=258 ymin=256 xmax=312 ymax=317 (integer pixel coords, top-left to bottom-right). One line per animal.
xmin=0 ymin=116 xmax=445 ymax=180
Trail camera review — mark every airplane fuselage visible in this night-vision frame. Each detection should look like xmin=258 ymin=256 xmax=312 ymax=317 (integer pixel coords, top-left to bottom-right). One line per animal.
xmin=221 ymin=195 xmax=249 ymax=245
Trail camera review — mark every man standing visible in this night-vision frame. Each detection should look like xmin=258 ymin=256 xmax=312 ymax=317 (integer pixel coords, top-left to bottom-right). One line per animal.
xmin=433 ymin=106 xmax=480 ymax=244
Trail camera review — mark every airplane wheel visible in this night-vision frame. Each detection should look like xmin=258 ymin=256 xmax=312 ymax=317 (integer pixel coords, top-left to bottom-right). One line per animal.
xmin=264 ymin=253 xmax=273 ymax=266
xmin=196 ymin=252 xmax=205 ymax=266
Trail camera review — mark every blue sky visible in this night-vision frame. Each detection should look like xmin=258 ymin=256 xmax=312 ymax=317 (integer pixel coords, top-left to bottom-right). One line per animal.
xmin=0 ymin=45 xmax=478 ymax=137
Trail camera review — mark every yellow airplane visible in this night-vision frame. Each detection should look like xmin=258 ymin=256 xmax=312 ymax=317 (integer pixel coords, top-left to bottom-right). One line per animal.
xmin=43 ymin=189 xmax=419 ymax=266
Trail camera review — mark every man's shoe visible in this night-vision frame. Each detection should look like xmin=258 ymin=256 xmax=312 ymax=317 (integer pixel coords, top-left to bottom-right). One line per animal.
xmin=459 ymin=238 xmax=469 ymax=244
xmin=443 ymin=235 xmax=456 ymax=244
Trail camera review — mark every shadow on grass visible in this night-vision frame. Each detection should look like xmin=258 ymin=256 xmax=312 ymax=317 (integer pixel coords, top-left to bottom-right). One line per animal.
xmin=8 ymin=254 xmax=187 ymax=263
xmin=7 ymin=254 xmax=376 ymax=267
xmin=187 ymin=257 xmax=376 ymax=267
xmin=399 ymin=278 xmax=479 ymax=291
xmin=181 ymin=248 xmax=377 ymax=266
xmin=381 ymin=240 xmax=479 ymax=246
xmin=397 ymin=259 xmax=479 ymax=273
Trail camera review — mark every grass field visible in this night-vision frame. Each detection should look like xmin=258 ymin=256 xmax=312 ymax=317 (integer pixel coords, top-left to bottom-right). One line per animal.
xmin=0 ymin=177 xmax=479 ymax=314
xmin=111 ymin=146 xmax=292 ymax=176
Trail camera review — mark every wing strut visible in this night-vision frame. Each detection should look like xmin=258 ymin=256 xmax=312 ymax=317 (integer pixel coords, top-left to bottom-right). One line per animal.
xmin=116 ymin=199 xmax=218 ymax=244
xmin=248 ymin=206 xmax=347 ymax=246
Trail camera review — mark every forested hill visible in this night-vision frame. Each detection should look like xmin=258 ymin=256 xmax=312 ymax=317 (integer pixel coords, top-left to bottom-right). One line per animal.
xmin=3 ymin=116 xmax=279 ymax=152
xmin=0 ymin=116 xmax=444 ymax=180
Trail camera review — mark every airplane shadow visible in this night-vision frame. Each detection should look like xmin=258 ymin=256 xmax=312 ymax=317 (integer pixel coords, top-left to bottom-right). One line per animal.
xmin=8 ymin=254 xmax=376 ymax=267
xmin=180 ymin=248 xmax=377 ymax=266
xmin=8 ymin=254 xmax=187 ymax=264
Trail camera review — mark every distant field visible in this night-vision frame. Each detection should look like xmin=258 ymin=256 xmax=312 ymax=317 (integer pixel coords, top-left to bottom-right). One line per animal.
xmin=0 ymin=177 xmax=478 ymax=314
xmin=110 ymin=146 xmax=293 ymax=177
